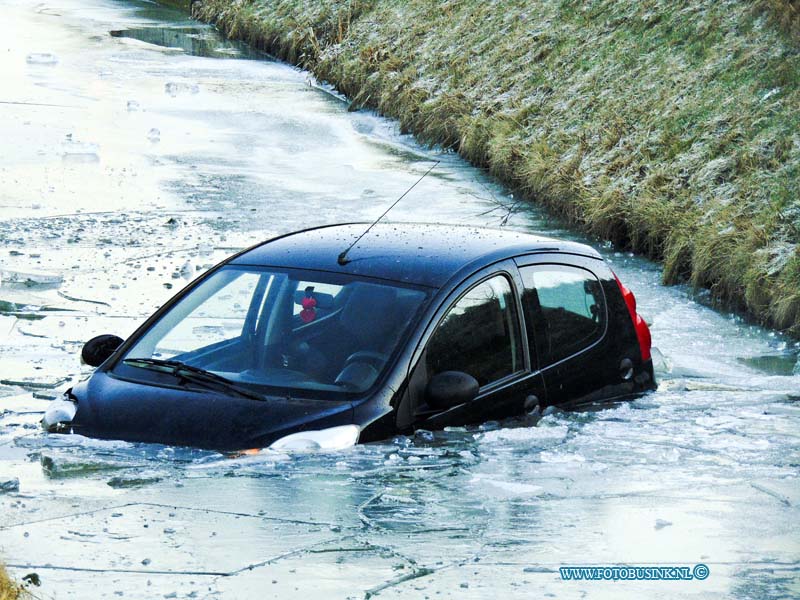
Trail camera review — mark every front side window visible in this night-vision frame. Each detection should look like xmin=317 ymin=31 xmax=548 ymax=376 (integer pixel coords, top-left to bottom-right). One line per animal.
xmin=519 ymin=264 xmax=606 ymax=367
xmin=426 ymin=275 xmax=522 ymax=387
xmin=114 ymin=267 xmax=428 ymax=397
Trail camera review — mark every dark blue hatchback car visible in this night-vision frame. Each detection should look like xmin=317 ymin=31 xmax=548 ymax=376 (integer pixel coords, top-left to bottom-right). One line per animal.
xmin=44 ymin=223 xmax=655 ymax=451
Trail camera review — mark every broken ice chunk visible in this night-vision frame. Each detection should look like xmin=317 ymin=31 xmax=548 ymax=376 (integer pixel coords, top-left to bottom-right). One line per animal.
xmin=0 ymin=376 xmax=70 ymax=390
xmin=469 ymin=474 xmax=543 ymax=497
xmin=164 ymin=82 xmax=199 ymax=97
xmin=107 ymin=474 xmax=163 ymax=488
xmin=179 ymin=261 xmax=193 ymax=279
xmin=40 ymin=453 xmax=133 ymax=478
xmin=26 ymin=52 xmax=58 ymax=65
xmin=0 ymin=269 xmax=63 ymax=287
xmin=0 ymin=478 xmax=20 ymax=493
xmin=147 ymin=128 xmax=161 ymax=142
xmin=478 ymin=424 xmax=568 ymax=444
xmin=61 ymin=139 xmax=100 ymax=163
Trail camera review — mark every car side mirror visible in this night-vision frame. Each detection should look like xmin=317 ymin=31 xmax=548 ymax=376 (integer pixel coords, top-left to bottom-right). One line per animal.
xmin=425 ymin=371 xmax=479 ymax=410
xmin=81 ymin=334 xmax=124 ymax=367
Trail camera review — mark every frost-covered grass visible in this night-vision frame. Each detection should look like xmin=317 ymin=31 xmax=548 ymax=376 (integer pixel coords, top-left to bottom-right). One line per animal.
xmin=195 ymin=0 xmax=800 ymax=335
xmin=759 ymin=0 xmax=800 ymax=40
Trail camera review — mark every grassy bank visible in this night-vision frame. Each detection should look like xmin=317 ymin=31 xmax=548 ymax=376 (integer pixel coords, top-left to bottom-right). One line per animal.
xmin=194 ymin=0 xmax=799 ymax=334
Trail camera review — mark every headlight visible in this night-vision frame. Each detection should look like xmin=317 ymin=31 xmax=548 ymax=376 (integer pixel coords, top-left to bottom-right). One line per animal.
xmin=42 ymin=398 xmax=77 ymax=433
xmin=269 ymin=424 xmax=360 ymax=452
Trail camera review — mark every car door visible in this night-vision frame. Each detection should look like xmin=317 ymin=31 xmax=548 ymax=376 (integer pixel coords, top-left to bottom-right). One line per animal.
xmin=515 ymin=255 xmax=624 ymax=408
xmin=405 ymin=263 xmax=546 ymax=429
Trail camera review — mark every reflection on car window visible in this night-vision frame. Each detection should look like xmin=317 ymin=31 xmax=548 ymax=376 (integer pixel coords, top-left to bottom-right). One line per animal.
xmin=154 ymin=272 xmax=265 ymax=359
xmin=519 ymin=264 xmax=605 ymax=367
xmin=117 ymin=267 xmax=427 ymax=398
xmin=426 ymin=275 xmax=522 ymax=387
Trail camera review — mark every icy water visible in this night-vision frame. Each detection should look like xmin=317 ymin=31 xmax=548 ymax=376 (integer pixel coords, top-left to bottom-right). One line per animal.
xmin=0 ymin=0 xmax=799 ymax=598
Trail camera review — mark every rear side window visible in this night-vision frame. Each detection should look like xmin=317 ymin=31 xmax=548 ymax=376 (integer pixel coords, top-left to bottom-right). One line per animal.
xmin=519 ymin=264 xmax=605 ymax=367
xmin=426 ymin=275 xmax=522 ymax=387
xmin=291 ymin=281 xmax=343 ymax=319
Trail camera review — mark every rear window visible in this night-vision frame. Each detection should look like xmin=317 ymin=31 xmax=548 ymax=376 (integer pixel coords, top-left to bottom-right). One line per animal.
xmin=519 ymin=264 xmax=606 ymax=367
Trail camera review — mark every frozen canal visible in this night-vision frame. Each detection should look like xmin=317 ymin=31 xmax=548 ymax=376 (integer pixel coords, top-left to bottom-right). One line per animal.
xmin=1 ymin=0 xmax=799 ymax=598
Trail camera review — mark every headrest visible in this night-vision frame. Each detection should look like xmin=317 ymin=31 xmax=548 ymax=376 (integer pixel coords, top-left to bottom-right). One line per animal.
xmin=339 ymin=283 xmax=398 ymax=345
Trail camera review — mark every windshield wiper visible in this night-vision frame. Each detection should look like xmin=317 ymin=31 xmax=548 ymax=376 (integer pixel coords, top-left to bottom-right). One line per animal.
xmin=122 ymin=358 xmax=264 ymax=401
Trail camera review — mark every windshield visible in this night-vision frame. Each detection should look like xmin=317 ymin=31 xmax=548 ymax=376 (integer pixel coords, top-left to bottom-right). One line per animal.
xmin=113 ymin=266 xmax=428 ymax=397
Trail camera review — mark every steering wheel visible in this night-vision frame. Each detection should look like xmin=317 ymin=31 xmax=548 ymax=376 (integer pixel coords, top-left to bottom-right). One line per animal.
xmin=343 ymin=351 xmax=387 ymax=372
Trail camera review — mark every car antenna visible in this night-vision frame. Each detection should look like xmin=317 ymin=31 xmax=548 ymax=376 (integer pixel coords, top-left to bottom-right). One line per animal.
xmin=338 ymin=160 xmax=440 ymax=266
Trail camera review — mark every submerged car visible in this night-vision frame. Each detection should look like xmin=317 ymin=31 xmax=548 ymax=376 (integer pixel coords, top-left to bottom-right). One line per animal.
xmin=44 ymin=223 xmax=655 ymax=451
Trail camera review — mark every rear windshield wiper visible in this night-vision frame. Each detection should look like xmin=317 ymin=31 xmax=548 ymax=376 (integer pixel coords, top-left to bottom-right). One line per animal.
xmin=122 ymin=358 xmax=264 ymax=401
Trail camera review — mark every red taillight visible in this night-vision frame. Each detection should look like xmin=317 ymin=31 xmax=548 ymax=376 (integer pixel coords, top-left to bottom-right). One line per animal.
xmin=613 ymin=272 xmax=652 ymax=362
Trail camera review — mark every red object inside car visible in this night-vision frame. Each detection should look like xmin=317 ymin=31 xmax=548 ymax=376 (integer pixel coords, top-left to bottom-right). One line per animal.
xmin=300 ymin=295 xmax=317 ymax=323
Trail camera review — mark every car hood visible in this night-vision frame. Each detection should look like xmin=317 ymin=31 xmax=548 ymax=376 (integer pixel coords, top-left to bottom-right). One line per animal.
xmin=66 ymin=371 xmax=356 ymax=451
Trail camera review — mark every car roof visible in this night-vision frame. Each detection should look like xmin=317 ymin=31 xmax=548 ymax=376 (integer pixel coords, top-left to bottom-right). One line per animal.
xmin=229 ymin=222 xmax=601 ymax=288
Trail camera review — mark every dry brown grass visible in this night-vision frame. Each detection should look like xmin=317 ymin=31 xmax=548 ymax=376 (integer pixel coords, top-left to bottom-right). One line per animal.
xmin=0 ymin=564 xmax=28 ymax=600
